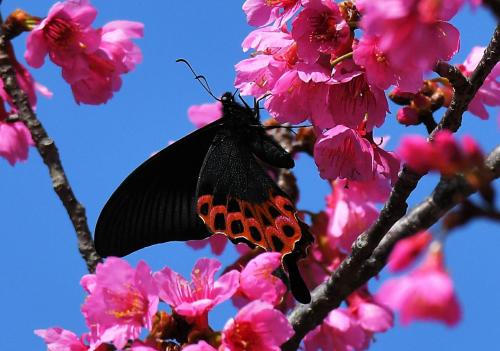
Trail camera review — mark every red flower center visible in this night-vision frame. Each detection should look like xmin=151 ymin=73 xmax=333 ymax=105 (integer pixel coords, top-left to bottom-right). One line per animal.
xmin=44 ymin=17 xmax=78 ymax=48
xmin=226 ymin=322 xmax=262 ymax=351
xmin=309 ymin=12 xmax=342 ymax=44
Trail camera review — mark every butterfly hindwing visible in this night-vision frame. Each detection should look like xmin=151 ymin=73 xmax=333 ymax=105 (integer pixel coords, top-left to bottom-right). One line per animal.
xmin=195 ymin=132 xmax=300 ymax=252
xmin=94 ymin=119 xmax=225 ymax=257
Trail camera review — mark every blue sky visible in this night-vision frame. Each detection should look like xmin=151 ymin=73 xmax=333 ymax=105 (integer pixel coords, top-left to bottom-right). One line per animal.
xmin=0 ymin=1 xmax=499 ymax=350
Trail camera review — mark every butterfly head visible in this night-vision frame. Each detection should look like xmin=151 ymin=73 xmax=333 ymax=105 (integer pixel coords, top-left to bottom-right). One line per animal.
xmin=221 ymin=92 xmax=259 ymax=124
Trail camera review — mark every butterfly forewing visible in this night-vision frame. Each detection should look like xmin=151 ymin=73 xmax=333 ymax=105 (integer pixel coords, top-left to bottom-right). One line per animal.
xmin=94 ymin=119 xmax=225 ymax=257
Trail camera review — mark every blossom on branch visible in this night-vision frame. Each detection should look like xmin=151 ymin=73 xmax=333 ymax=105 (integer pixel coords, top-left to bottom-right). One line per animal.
xmin=377 ymin=243 xmax=462 ymax=326
xmin=222 ymin=300 xmax=294 ymax=351
xmin=154 ymin=258 xmax=240 ymax=329
xmin=81 ymin=258 xmax=159 ymax=349
xmin=398 ymin=130 xmax=485 ymax=176
xmin=187 ymin=101 xmax=223 ymax=129
xmin=25 ymin=0 xmax=143 ymax=105
xmin=357 ymin=0 xmax=460 ymax=76
xmin=35 ymin=328 xmax=90 ymax=351
xmin=242 ymin=0 xmax=301 ymax=27
xmin=388 ymin=231 xmax=432 ymax=272
xmin=314 ymin=125 xmax=400 ymax=184
xmin=0 ymin=118 xmax=33 ymax=165
xmin=237 ymin=252 xmax=287 ymax=306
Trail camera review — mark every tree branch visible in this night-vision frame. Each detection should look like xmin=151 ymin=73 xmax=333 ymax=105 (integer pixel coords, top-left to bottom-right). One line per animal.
xmin=282 ymin=24 xmax=500 ymax=351
xmin=359 ymin=145 xmax=500 ymax=283
xmin=432 ymin=25 xmax=500 ymax=136
xmin=0 ymin=15 xmax=101 ymax=273
xmin=284 ymin=146 xmax=500 ymax=350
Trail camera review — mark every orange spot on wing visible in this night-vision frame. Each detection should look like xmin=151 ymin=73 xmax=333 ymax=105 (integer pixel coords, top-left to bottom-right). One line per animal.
xmin=196 ymin=192 xmax=304 ymax=257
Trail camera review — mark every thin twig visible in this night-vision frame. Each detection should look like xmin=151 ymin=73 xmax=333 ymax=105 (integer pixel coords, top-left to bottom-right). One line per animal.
xmin=282 ymin=25 xmax=500 ymax=351
xmin=0 ymin=14 xmax=101 ymax=273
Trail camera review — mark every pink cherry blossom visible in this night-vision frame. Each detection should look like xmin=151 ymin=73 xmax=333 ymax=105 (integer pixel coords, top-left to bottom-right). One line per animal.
xmin=243 ymin=0 xmax=301 ymax=27
xmin=314 ymin=126 xmax=375 ymax=181
xmin=68 ymin=51 xmax=122 ymax=105
xmin=35 ymin=328 xmax=89 ymax=351
xmin=291 ymin=0 xmax=351 ymax=63
xmin=99 ymin=21 xmax=144 ymax=74
xmin=187 ymin=234 xmax=228 ymax=255
xmin=458 ymin=46 xmax=500 ymax=119
xmin=398 ymin=130 xmax=485 ymax=175
xmin=377 ymin=244 xmax=462 ymax=326
xmin=357 ymin=0 xmax=460 ymax=74
xmin=335 ymin=178 xmax=391 ymax=204
xmin=25 ymin=0 xmax=100 ymax=68
xmin=347 ymin=290 xmax=394 ymax=333
xmin=187 ymin=101 xmax=223 ymax=128
xmin=239 ymin=252 xmax=287 ymax=306
xmin=326 ymin=180 xmax=379 ymax=251
xmin=326 ymin=61 xmax=389 ymax=130
xmin=235 ymin=54 xmax=285 ymax=98
xmin=68 ymin=21 xmax=144 ymax=105
xmin=81 ymin=258 xmax=159 ymax=349
xmin=388 ymin=231 xmax=432 ymax=272
xmin=265 ymin=69 xmax=331 ymax=125
xmin=373 ymin=145 xmax=401 ymax=185
xmin=0 ymin=119 xmax=33 ymax=166
xmin=25 ymin=1 xmax=143 ymax=105
xmin=222 ymin=300 xmax=293 ymax=351
xmin=154 ymin=258 xmax=239 ymax=328
xmin=353 ymin=36 xmax=423 ymax=92
xmin=304 ymin=309 xmax=368 ymax=351
xmin=241 ymin=26 xmax=294 ymax=52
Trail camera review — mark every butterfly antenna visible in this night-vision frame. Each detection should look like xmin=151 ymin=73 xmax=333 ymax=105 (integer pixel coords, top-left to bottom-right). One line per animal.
xmin=256 ymin=93 xmax=271 ymax=104
xmin=176 ymin=58 xmax=220 ymax=101
xmin=238 ymin=94 xmax=251 ymax=109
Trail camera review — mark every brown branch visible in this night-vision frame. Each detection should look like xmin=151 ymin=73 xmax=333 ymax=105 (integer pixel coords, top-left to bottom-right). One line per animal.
xmin=284 ymin=146 xmax=500 ymax=350
xmin=0 ymin=15 xmax=101 ymax=273
xmin=359 ymin=145 xmax=500 ymax=280
xmin=431 ymin=25 xmax=500 ymax=136
xmin=282 ymin=25 xmax=500 ymax=351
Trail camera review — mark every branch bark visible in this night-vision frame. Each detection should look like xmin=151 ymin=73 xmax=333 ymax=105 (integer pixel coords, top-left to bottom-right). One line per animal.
xmin=359 ymin=145 xmax=500 ymax=285
xmin=282 ymin=25 xmax=500 ymax=351
xmin=284 ymin=146 xmax=500 ymax=350
xmin=0 ymin=15 xmax=101 ymax=273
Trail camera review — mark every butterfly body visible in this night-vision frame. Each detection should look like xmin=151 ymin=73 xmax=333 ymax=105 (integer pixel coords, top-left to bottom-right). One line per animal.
xmin=95 ymin=93 xmax=313 ymax=303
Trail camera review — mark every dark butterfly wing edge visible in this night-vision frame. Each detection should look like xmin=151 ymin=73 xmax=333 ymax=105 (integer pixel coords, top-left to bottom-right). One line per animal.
xmin=94 ymin=118 xmax=226 ymax=257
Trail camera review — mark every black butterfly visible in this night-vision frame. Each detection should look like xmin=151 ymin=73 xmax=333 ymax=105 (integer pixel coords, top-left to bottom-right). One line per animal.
xmin=95 ymin=92 xmax=314 ymax=303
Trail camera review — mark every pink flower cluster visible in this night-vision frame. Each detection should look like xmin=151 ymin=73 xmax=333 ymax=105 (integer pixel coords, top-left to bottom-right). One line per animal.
xmin=356 ymin=0 xmax=460 ymax=92
xmin=36 ymin=257 xmax=293 ymax=351
xmin=377 ymin=241 xmax=462 ymax=326
xmin=304 ymin=291 xmax=393 ymax=351
xmin=398 ymin=130 xmax=485 ymax=176
xmin=237 ymin=0 xmax=470 ymax=185
xmin=25 ymin=0 xmax=143 ymax=105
